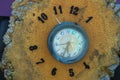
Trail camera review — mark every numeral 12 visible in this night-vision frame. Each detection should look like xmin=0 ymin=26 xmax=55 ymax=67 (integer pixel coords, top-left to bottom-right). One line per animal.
xmin=70 ymin=6 xmax=79 ymax=15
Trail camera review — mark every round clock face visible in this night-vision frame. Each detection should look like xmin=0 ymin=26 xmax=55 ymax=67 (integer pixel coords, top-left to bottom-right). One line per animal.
xmin=48 ymin=22 xmax=89 ymax=64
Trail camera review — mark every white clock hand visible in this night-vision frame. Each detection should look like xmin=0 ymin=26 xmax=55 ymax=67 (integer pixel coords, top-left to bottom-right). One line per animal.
xmin=56 ymin=42 xmax=68 ymax=46
xmin=52 ymin=14 xmax=62 ymax=24
xmin=55 ymin=17 xmax=61 ymax=24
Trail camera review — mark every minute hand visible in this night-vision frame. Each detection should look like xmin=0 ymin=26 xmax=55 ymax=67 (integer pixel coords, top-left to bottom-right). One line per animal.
xmin=63 ymin=42 xmax=70 ymax=56
xmin=56 ymin=43 xmax=67 ymax=45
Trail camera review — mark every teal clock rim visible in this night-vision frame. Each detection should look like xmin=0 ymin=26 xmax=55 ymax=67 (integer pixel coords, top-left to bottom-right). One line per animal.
xmin=47 ymin=22 xmax=89 ymax=64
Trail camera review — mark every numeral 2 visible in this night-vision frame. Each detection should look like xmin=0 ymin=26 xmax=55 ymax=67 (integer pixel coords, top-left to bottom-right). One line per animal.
xmin=70 ymin=6 xmax=79 ymax=15
xmin=38 ymin=13 xmax=48 ymax=23
xmin=53 ymin=5 xmax=62 ymax=15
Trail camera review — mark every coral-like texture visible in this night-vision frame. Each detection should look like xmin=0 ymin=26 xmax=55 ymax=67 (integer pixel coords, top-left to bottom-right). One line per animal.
xmin=1 ymin=0 xmax=120 ymax=80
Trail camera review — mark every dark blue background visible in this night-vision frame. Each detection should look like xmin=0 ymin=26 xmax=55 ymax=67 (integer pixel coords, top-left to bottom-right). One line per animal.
xmin=0 ymin=17 xmax=9 ymax=80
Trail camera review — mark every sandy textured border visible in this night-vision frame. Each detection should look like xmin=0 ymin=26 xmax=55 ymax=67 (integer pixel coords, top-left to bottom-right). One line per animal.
xmin=0 ymin=0 xmax=120 ymax=80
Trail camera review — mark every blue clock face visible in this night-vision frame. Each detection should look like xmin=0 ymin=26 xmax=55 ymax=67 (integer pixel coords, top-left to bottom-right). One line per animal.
xmin=48 ymin=22 xmax=89 ymax=64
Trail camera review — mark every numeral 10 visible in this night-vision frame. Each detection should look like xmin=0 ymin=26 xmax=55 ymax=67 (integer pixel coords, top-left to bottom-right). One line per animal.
xmin=38 ymin=13 xmax=48 ymax=23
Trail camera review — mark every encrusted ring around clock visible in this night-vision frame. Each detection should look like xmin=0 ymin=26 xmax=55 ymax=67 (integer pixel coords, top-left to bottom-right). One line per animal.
xmin=48 ymin=22 xmax=89 ymax=64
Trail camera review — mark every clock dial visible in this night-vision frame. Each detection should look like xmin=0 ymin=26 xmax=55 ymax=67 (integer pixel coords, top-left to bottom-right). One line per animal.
xmin=48 ymin=22 xmax=89 ymax=64
xmin=53 ymin=28 xmax=83 ymax=57
xmin=1 ymin=0 xmax=120 ymax=80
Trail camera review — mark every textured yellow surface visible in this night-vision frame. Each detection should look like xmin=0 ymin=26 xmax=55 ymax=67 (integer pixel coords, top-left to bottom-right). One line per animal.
xmin=2 ymin=0 xmax=120 ymax=80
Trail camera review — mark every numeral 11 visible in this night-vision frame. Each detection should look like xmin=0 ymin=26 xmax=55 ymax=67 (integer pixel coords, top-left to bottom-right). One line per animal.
xmin=53 ymin=5 xmax=63 ymax=15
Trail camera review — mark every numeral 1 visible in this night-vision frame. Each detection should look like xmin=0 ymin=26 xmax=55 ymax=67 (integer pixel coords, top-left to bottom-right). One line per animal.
xmin=38 ymin=13 xmax=48 ymax=23
xmin=86 ymin=16 xmax=93 ymax=23
xmin=70 ymin=6 xmax=79 ymax=15
xmin=53 ymin=5 xmax=63 ymax=15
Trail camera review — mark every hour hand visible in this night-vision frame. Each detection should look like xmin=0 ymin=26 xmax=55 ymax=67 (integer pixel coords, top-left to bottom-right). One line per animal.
xmin=61 ymin=43 xmax=70 ymax=57
xmin=56 ymin=43 xmax=67 ymax=46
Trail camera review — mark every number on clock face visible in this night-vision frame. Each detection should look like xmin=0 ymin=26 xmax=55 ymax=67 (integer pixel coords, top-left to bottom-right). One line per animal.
xmin=35 ymin=4 xmax=91 ymax=78
xmin=53 ymin=28 xmax=84 ymax=58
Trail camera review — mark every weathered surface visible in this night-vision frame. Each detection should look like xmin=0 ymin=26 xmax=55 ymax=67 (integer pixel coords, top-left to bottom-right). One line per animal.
xmin=0 ymin=0 xmax=120 ymax=80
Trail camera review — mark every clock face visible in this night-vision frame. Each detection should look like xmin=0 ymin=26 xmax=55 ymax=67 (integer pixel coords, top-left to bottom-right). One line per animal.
xmin=3 ymin=0 xmax=120 ymax=80
xmin=53 ymin=28 xmax=83 ymax=58
xmin=48 ymin=22 xmax=89 ymax=64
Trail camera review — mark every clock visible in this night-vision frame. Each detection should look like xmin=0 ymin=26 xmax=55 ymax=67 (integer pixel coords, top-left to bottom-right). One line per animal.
xmin=1 ymin=0 xmax=120 ymax=80
xmin=48 ymin=22 xmax=89 ymax=64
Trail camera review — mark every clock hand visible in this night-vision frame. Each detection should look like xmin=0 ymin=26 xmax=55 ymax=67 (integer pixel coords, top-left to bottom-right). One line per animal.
xmin=61 ymin=48 xmax=66 ymax=57
xmin=62 ymin=42 xmax=70 ymax=57
xmin=56 ymin=40 xmax=74 ymax=45
xmin=56 ymin=42 xmax=68 ymax=46
xmin=52 ymin=14 xmax=62 ymax=24
xmin=55 ymin=17 xmax=61 ymax=24
xmin=66 ymin=42 xmax=70 ymax=57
